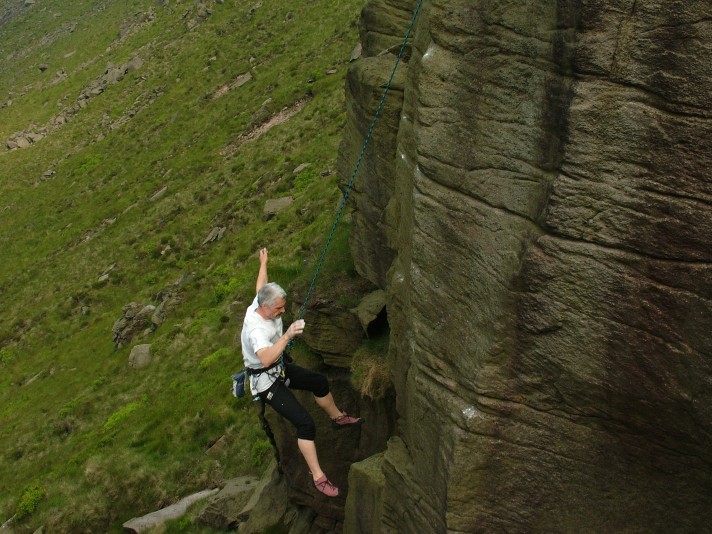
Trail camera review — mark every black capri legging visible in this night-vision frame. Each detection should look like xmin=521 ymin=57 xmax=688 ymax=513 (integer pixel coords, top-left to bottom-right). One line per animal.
xmin=258 ymin=363 xmax=330 ymax=441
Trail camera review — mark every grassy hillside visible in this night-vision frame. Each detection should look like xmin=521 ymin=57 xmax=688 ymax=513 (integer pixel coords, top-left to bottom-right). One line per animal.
xmin=0 ymin=0 xmax=364 ymax=531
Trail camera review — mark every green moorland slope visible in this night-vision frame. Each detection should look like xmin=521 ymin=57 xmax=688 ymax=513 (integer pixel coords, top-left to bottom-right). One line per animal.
xmin=0 ymin=0 xmax=365 ymax=531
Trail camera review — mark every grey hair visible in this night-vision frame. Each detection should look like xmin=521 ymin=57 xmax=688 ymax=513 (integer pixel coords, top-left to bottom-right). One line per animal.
xmin=257 ymin=282 xmax=286 ymax=307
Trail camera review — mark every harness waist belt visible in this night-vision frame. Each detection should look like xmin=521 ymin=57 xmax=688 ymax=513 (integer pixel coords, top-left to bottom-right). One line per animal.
xmin=246 ymin=359 xmax=282 ymax=376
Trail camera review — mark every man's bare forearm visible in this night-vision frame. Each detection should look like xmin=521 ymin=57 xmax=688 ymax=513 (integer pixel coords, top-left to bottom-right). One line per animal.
xmin=256 ymin=248 xmax=268 ymax=292
xmin=255 ymin=319 xmax=305 ymax=367
xmin=256 ymin=334 xmax=290 ymax=367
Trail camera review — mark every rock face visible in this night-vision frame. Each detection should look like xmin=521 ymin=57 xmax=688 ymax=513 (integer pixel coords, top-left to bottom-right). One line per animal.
xmin=340 ymin=0 xmax=712 ymax=532
xmin=337 ymin=51 xmax=406 ymax=289
xmin=301 ymin=299 xmax=365 ymax=367
xmin=266 ymin=369 xmax=394 ymax=528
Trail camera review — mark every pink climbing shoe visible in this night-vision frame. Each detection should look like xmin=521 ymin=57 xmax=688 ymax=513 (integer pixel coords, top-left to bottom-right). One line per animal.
xmin=332 ymin=412 xmax=365 ymax=430
xmin=314 ymin=474 xmax=339 ymax=497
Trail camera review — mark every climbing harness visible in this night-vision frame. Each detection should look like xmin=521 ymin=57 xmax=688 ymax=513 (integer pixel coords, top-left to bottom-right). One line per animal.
xmin=245 ymin=0 xmax=423 ymax=469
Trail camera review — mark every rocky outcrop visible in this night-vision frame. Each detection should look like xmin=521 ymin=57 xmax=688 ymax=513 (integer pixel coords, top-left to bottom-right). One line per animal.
xmin=6 ymin=128 xmax=46 ymax=151
xmin=112 ymin=275 xmax=188 ymax=348
xmin=265 ymin=368 xmax=395 ymax=530
xmin=4 ymin=57 xmax=146 ymax=151
xmin=340 ymin=0 xmax=712 ymax=532
xmin=76 ymin=57 xmax=144 ymax=108
xmin=112 ymin=303 xmax=156 ymax=348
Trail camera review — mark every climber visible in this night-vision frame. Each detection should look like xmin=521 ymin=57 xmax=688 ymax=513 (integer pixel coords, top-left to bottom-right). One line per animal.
xmin=240 ymin=248 xmax=364 ymax=497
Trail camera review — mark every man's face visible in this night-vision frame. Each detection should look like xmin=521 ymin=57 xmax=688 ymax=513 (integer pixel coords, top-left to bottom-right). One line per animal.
xmin=262 ymin=297 xmax=286 ymax=320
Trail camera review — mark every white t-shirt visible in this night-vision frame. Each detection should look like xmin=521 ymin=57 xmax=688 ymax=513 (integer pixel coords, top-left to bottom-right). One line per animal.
xmin=240 ymin=295 xmax=284 ymax=394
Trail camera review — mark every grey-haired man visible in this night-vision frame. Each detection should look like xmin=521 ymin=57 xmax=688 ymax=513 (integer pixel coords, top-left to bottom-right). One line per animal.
xmin=240 ymin=248 xmax=364 ymax=497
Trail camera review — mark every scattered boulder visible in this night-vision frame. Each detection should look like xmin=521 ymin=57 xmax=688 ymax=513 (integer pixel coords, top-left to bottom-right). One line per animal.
xmin=14 ymin=137 xmax=31 ymax=149
xmin=196 ymin=476 xmax=261 ymax=530
xmin=212 ymin=71 xmax=253 ymax=99
xmin=38 ymin=63 xmax=48 ymax=72
xmin=0 ymin=515 xmax=17 ymax=531
xmin=202 ymin=226 xmax=226 ymax=245
xmin=186 ymin=1 xmax=212 ymax=29
xmin=103 ymin=64 xmax=126 ymax=85
xmin=24 ymin=371 xmax=44 ymax=386
xmin=128 ymin=344 xmax=152 ymax=369
xmin=119 ymin=9 xmax=156 ymax=39
xmin=101 ymin=263 xmax=117 ymax=277
xmin=247 ymin=2 xmax=263 ymax=18
xmin=123 ymin=489 xmax=219 ymax=533
xmin=292 ymin=163 xmax=311 ymax=174
xmin=49 ymin=68 xmax=67 ymax=86
xmin=206 ymin=435 xmax=228 ymax=457
xmin=150 ymin=186 xmax=168 ymax=201
xmin=263 ymin=197 xmax=293 ymax=219
xmin=126 ymin=55 xmax=144 ymax=73
xmin=231 ymin=71 xmax=252 ymax=88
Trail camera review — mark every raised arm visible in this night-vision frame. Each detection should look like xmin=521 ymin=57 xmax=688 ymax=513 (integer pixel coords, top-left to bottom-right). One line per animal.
xmin=256 ymin=248 xmax=268 ymax=293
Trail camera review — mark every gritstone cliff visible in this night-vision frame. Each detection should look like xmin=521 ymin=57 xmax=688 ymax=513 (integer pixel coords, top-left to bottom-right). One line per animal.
xmin=337 ymin=0 xmax=712 ymax=532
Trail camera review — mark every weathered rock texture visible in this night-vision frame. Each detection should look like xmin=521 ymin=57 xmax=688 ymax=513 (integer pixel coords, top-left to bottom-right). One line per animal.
xmin=265 ymin=366 xmax=396 ymax=530
xmin=301 ymin=298 xmax=365 ymax=366
xmin=340 ymin=0 xmax=712 ymax=532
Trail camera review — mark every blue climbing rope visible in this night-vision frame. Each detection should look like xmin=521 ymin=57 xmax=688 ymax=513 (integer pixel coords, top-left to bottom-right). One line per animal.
xmin=286 ymin=0 xmax=423 ymax=354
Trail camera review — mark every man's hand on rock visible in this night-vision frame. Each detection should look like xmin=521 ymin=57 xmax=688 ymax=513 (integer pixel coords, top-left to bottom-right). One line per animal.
xmin=286 ymin=319 xmax=305 ymax=339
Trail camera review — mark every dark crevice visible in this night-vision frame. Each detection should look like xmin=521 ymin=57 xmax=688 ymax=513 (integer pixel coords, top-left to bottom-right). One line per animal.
xmin=366 ymin=306 xmax=389 ymax=338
